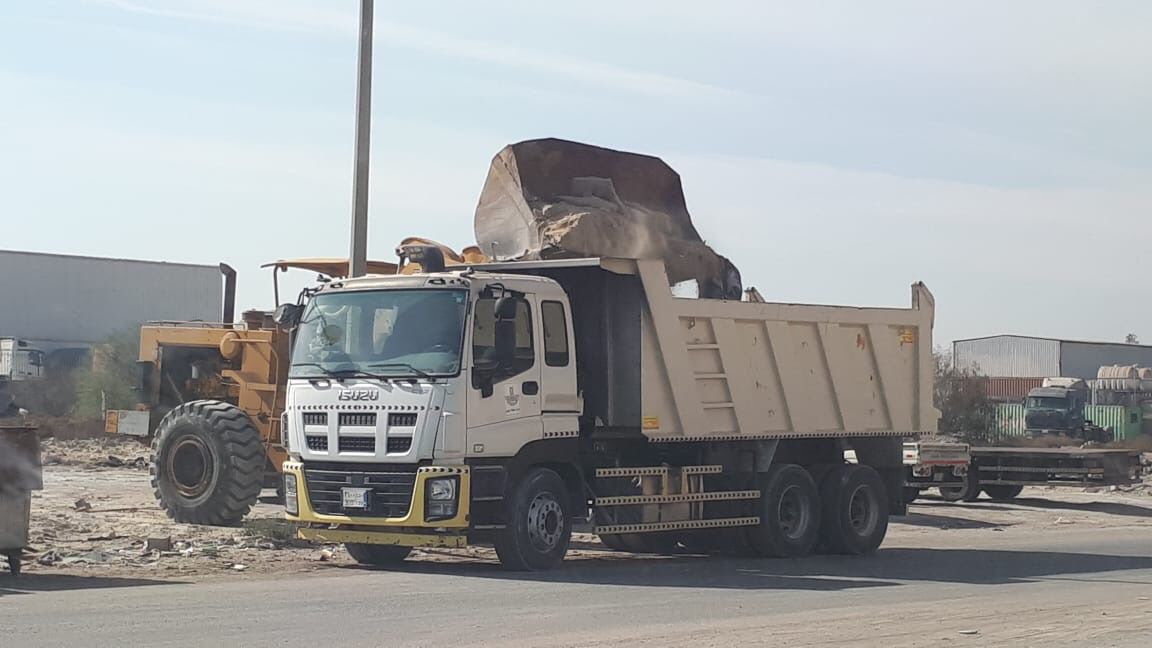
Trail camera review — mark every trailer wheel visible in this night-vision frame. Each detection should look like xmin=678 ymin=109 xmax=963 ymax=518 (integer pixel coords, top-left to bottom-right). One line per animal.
xmin=747 ymin=464 xmax=821 ymax=558
xmin=818 ymin=465 xmax=889 ymax=555
xmin=982 ymin=484 xmax=1024 ymax=501
xmin=345 ymin=543 xmax=412 ymax=566
xmin=495 ymin=468 xmax=572 ymax=571
xmin=938 ymin=469 xmax=980 ymax=503
xmin=902 ymin=487 xmax=922 ymax=504
xmin=150 ymin=400 xmax=264 ymax=526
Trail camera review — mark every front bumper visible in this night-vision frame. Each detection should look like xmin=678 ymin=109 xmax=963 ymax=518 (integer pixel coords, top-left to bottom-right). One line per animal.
xmin=284 ymin=461 xmax=470 ymax=546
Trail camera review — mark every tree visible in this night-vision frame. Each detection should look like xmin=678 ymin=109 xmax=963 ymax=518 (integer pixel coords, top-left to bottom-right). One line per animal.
xmin=934 ymin=348 xmax=995 ymax=443
xmin=75 ymin=329 xmax=141 ymax=419
xmin=1125 ymin=333 xmax=1140 ymax=345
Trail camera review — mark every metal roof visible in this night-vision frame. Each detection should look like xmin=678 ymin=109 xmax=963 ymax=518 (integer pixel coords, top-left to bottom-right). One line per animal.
xmin=953 ymin=334 xmax=1152 ymax=350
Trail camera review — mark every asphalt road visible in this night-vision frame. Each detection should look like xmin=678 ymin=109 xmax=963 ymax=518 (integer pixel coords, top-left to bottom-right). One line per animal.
xmin=3 ymin=526 xmax=1152 ymax=647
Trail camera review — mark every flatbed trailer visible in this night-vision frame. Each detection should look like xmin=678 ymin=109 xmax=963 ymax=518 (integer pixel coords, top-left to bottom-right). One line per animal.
xmin=938 ymin=446 xmax=1144 ymax=502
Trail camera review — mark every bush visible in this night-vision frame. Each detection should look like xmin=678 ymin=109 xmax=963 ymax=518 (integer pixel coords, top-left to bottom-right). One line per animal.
xmin=935 ymin=349 xmax=995 ymax=443
xmin=74 ymin=329 xmax=141 ymax=420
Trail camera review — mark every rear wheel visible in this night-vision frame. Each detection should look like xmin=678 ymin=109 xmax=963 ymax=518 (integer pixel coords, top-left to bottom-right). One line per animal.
xmin=495 ymin=468 xmax=572 ymax=571
xmin=747 ymin=464 xmax=821 ymax=558
xmin=982 ymin=484 xmax=1024 ymax=501
xmin=150 ymin=400 xmax=264 ymax=526
xmin=345 ymin=543 xmax=411 ymax=566
xmin=902 ymin=487 xmax=921 ymax=504
xmin=819 ymin=465 xmax=889 ymax=555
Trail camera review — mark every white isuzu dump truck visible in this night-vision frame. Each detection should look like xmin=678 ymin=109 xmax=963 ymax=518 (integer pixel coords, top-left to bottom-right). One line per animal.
xmin=279 ymin=251 xmax=937 ymax=570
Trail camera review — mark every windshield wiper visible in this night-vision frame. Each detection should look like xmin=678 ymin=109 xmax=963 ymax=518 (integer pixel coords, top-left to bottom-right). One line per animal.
xmin=290 ymin=363 xmax=388 ymax=382
xmin=366 ymin=362 xmax=433 ymax=381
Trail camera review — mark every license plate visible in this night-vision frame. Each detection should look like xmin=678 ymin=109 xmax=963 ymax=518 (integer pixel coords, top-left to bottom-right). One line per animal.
xmin=341 ymin=487 xmax=371 ymax=509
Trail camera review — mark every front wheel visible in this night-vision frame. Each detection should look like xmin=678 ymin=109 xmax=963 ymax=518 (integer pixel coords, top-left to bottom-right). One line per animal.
xmin=495 ymin=468 xmax=572 ymax=571
xmin=345 ymin=543 xmax=411 ymax=566
xmin=150 ymin=400 xmax=265 ymax=526
xmin=818 ymin=465 xmax=889 ymax=555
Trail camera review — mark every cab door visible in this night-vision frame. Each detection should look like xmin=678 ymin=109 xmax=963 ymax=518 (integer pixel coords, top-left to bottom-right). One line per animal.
xmin=466 ymin=292 xmax=542 ymax=457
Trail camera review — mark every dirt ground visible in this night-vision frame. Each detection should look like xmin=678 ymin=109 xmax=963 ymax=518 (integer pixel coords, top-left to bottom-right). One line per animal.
xmin=9 ymin=437 xmax=1152 ymax=580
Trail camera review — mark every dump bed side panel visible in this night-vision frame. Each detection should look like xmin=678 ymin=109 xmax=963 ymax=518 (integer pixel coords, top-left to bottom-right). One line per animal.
xmin=637 ymin=260 xmax=937 ymax=441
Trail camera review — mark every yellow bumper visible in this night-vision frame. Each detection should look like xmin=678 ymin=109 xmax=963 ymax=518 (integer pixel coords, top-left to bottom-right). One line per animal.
xmin=283 ymin=461 xmax=470 ymax=537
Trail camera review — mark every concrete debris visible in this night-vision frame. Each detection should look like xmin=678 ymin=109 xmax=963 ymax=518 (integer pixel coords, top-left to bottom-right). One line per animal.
xmin=318 ymin=549 xmax=334 ymax=562
xmin=73 ymin=498 xmax=92 ymax=512
xmin=232 ymin=563 xmax=247 ymax=572
xmin=104 ymin=455 xmax=125 ymax=467
xmin=37 ymin=550 xmax=62 ymax=566
xmin=145 ymin=537 xmax=173 ymax=552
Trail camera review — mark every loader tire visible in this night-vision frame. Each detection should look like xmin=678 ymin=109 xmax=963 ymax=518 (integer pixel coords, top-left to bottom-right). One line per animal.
xmin=494 ymin=468 xmax=571 ymax=571
xmin=345 ymin=543 xmax=411 ymax=566
xmin=818 ymin=464 xmax=889 ymax=555
xmin=150 ymin=400 xmax=264 ymax=526
xmin=982 ymin=484 xmax=1024 ymax=501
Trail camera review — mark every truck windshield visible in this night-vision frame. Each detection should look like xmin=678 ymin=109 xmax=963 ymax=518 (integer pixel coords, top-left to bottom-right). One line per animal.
xmin=289 ymin=289 xmax=468 ymax=379
xmin=1026 ymin=396 xmax=1068 ymax=410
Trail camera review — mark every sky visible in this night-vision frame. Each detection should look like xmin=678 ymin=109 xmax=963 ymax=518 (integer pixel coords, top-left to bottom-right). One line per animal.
xmin=1 ymin=0 xmax=1150 ymax=346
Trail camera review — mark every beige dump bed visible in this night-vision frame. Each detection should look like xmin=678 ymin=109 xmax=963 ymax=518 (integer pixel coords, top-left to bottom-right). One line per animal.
xmin=635 ymin=260 xmax=937 ymax=441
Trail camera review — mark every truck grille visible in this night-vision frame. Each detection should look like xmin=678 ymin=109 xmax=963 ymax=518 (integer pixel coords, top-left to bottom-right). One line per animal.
xmin=303 ymin=464 xmax=418 ymax=518
xmin=339 ymin=412 xmax=377 ymax=427
xmin=302 ymin=412 xmax=327 ymax=426
xmin=387 ymin=437 xmax=412 ymax=454
xmin=338 ymin=436 xmax=376 ymax=453
xmin=388 ymin=412 xmax=418 ymax=427
xmin=305 ymin=436 xmax=328 ymax=452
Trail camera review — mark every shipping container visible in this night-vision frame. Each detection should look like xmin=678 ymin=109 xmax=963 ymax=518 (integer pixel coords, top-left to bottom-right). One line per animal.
xmin=984 ymin=377 xmax=1043 ymax=402
xmin=0 ymin=250 xmax=223 ymax=353
xmin=995 ymin=403 xmax=1026 ymax=438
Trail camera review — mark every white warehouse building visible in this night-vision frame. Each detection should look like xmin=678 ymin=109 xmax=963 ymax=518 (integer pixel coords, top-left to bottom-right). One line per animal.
xmin=953 ymin=334 xmax=1152 ymax=380
xmin=0 ymin=249 xmax=225 ymax=364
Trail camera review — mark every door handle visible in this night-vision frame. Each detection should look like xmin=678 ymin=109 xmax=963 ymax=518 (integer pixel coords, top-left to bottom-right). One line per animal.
xmin=522 ymin=381 xmax=540 ymax=396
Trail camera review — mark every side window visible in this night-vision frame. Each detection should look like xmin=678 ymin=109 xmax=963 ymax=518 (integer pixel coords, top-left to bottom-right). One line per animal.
xmin=472 ymin=297 xmax=535 ymax=383
xmin=541 ymin=301 xmax=570 ymax=367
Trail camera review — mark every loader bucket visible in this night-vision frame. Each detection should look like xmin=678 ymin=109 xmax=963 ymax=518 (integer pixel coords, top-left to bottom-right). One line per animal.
xmin=474 ymin=138 xmax=741 ymax=299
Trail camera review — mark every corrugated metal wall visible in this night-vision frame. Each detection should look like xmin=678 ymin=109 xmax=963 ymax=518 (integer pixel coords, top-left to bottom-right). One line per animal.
xmin=1059 ymin=342 xmax=1152 ymax=380
xmin=984 ymin=377 xmax=1043 ymax=402
xmin=953 ymin=336 xmax=1059 ymax=377
xmin=0 ymin=250 xmax=222 ymax=350
xmin=994 ymin=403 xmax=1142 ymax=440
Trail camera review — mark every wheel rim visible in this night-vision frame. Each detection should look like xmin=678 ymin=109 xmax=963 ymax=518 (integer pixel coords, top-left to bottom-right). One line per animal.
xmin=776 ymin=484 xmax=810 ymax=540
xmin=169 ymin=435 xmax=213 ymax=498
xmin=526 ymin=490 xmax=564 ymax=552
xmin=847 ymin=485 xmax=878 ymax=536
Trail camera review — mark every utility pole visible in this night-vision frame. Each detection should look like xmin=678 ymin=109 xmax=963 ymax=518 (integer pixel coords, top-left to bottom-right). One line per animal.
xmin=348 ymin=0 xmax=374 ymax=278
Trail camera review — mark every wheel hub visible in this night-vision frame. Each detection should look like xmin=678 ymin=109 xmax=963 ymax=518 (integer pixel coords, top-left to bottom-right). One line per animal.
xmin=848 ymin=485 xmax=877 ymax=535
xmin=526 ymin=492 xmax=564 ymax=552
xmin=776 ymin=484 xmax=810 ymax=540
xmin=169 ymin=435 xmax=213 ymax=498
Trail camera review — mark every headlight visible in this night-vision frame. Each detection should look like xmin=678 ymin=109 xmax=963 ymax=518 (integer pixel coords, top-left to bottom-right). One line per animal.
xmin=284 ymin=473 xmax=299 ymax=515
xmin=425 ymin=476 xmax=458 ymax=521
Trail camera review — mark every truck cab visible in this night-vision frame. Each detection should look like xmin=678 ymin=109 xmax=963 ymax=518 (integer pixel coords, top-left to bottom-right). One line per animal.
xmin=1024 ymin=381 xmax=1087 ymax=436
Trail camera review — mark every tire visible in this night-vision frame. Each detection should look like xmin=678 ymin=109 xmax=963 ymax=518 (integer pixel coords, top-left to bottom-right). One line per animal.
xmin=494 ymin=468 xmax=572 ymax=571
xmin=150 ymin=400 xmax=265 ymax=526
xmin=982 ymin=484 xmax=1024 ymax=501
xmin=818 ymin=465 xmax=889 ymax=555
xmin=746 ymin=464 xmax=821 ymax=558
xmin=939 ymin=469 xmax=979 ymax=503
xmin=902 ymin=487 xmax=921 ymax=505
xmin=345 ymin=543 xmax=412 ymax=566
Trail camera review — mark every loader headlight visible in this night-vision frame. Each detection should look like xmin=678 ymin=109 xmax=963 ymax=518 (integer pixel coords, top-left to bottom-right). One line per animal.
xmin=284 ymin=473 xmax=299 ymax=515
xmin=425 ymin=476 xmax=458 ymax=521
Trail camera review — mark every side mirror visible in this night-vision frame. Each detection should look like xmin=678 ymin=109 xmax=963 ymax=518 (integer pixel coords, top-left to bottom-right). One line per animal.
xmin=273 ymin=303 xmax=303 ymax=328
